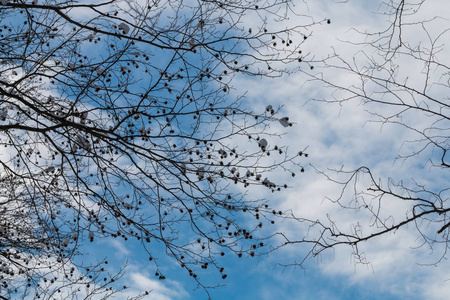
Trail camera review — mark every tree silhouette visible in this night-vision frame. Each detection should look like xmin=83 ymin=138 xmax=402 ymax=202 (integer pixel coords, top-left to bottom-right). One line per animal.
xmin=0 ymin=0 xmax=322 ymax=298
xmin=285 ymin=0 xmax=450 ymax=268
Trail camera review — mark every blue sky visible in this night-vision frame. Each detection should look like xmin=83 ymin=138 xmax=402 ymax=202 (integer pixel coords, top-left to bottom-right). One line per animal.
xmin=74 ymin=0 xmax=450 ymax=299
xmin=2 ymin=0 xmax=449 ymax=299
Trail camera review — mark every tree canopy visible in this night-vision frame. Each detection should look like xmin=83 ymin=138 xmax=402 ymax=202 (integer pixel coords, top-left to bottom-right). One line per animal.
xmin=0 ymin=0 xmax=321 ymax=298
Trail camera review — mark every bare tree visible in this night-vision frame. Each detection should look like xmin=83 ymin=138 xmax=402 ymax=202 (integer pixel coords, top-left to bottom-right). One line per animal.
xmin=0 ymin=0 xmax=323 ymax=298
xmin=284 ymin=0 xmax=450 ymax=268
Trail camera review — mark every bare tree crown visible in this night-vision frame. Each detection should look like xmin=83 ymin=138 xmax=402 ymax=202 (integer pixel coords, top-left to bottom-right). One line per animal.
xmin=0 ymin=0 xmax=321 ymax=298
xmin=284 ymin=0 xmax=450 ymax=270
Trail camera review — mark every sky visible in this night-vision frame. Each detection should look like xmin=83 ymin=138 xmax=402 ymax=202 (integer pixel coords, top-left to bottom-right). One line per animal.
xmin=2 ymin=0 xmax=449 ymax=299
xmin=83 ymin=0 xmax=450 ymax=299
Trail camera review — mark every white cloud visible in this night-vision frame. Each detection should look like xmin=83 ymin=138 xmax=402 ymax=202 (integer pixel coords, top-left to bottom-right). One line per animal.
xmin=106 ymin=238 xmax=131 ymax=257
xmin=122 ymin=271 xmax=189 ymax=300
xmin=229 ymin=0 xmax=450 ymax=299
